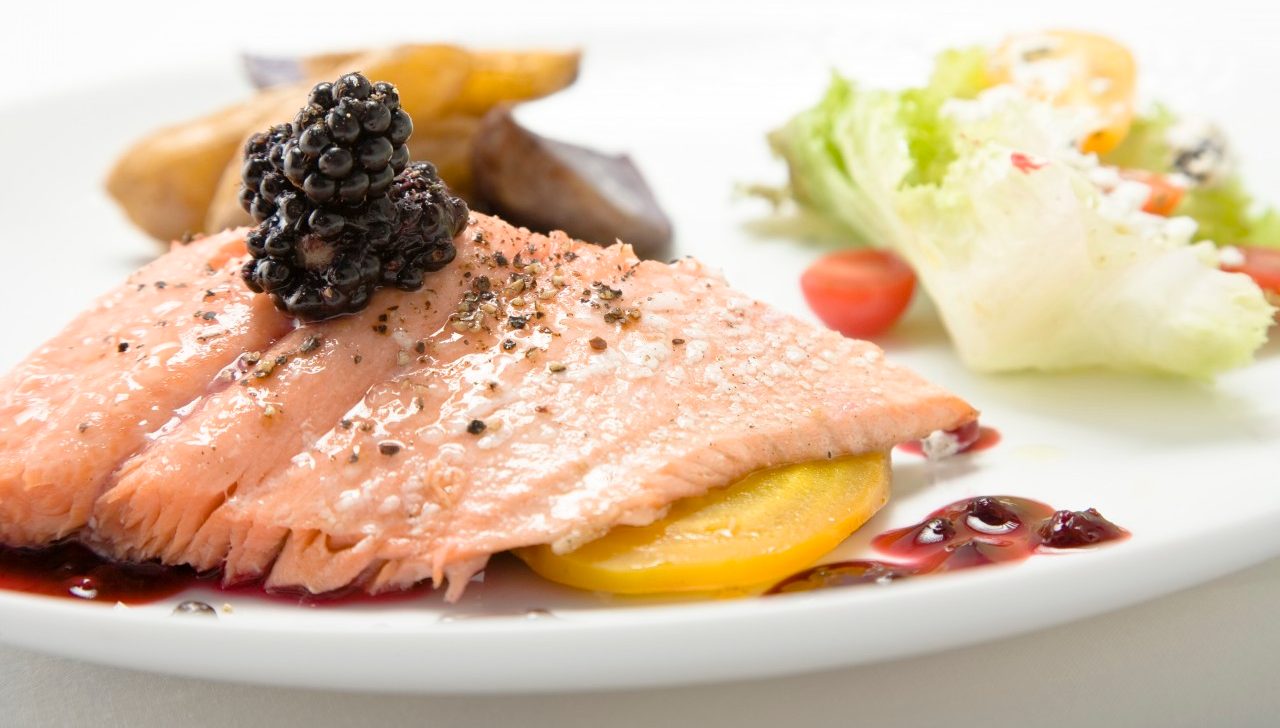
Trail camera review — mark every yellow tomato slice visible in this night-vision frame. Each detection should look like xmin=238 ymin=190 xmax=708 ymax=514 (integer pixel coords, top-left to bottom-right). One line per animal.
xmin=516 ymin=452 xmax=890 ymax=595
xmin=988 ymin=30 xmax=1137 ymax=154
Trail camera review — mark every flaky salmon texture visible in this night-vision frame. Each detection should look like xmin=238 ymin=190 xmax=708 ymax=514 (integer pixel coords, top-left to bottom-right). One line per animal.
xmin=0 ymin=214 xmax=975 ymax=600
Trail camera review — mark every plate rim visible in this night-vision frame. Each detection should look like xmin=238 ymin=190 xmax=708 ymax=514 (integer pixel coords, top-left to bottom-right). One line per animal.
xmin=2 ymin=48 xmax=1280 ymax=695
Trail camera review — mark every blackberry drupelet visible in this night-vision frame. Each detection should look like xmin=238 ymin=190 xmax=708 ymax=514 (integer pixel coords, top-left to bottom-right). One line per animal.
xmin=281 ymin=72 xmax=412 ymax=208
xmin=239 ymin=124 xmax=293 ymax=223
xmin=240 ymin=187 xmax=400 ymax=318
xmin=238 ymin=73 xmax=467 ymax=320
xmin=383 ymin=163 xmax=468 ymax=290
xmin=241 ymin=209 xmax=384 ymax=319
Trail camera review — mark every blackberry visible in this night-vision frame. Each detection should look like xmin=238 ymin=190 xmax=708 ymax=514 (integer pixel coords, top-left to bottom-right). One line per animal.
xmin=237 ymin=74 xmax=466 ymax=320
xmin=280 ymin=72 xmax=412 ymax=208
xmin=383 ymin=163 xmax=468 ymax=290
xmin=239 ymin=124 xmax=293 ymax=223
xmin=241 ymin=188 xmax=399 ymax=319
xmin=241 ymin=210 xmax=384 ymax=319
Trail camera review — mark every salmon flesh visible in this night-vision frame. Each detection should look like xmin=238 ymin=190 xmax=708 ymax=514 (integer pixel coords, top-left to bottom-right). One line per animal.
xmin=0 ymin=215 xmax=975 ymax=599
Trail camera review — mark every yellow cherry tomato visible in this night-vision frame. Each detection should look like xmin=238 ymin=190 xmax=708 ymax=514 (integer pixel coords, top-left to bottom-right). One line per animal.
xmin=988 ymin=30 xmax=1137 ymax=154
xmin=516 ymin=452 xmax=890 ymax=595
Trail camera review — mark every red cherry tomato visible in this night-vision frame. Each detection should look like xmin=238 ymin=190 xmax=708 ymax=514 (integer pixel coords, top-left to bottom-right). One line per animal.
xmin=1221 ymin=245 xmax=1280 ymax=297
xmin=1116 ymin=169 xmax=1185 ymax=216
xmin=800 ymin=249 xmax=916 ymax=339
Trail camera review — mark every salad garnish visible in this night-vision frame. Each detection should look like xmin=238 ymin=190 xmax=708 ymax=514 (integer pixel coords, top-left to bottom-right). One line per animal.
xmin=767 ymin=31 xmax=1277 ymax=377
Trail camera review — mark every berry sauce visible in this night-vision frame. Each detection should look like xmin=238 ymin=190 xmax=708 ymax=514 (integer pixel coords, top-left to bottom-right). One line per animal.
xmin=0 ymin=541 xmax=429 ymax=607
xmin=768 ymin=495 xmax=1127 ymax=595
xmin=0 ymin=495 xmax=1126 ymax=606
xmin=895 ymin=422 xmax=1002 ymax=458
xmin=0 ymin=541 xmax=196 ymax=604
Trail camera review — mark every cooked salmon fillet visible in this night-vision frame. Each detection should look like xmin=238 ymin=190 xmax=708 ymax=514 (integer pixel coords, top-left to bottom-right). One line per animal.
xmin=2 ymin=214 xmax=974 ymax=599
xmin=0 ymin=231 xmax=292 ymax=546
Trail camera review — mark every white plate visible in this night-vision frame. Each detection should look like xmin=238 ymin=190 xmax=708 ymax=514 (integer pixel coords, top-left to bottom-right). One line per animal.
xmin=1 ymin=15 xmax=1279 ymax=694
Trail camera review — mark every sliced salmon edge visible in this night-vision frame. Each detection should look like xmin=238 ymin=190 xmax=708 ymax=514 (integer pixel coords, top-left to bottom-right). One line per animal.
xmin=90 ymin=282 xmax=461 ymax=567
xmin=0 ymin=230 xmax=293 ymax=545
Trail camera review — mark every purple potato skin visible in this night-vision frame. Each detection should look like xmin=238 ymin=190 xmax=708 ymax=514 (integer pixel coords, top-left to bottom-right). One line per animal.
xmin=471 ymin=106 xmax=674 ymax=261
xmin=241 ymin=54 xmax=307 ymax=90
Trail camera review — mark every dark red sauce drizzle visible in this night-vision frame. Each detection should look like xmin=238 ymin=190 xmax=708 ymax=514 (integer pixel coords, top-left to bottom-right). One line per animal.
xmin=0 ymin=542 xmax=197 ymax=604
xmin=0 ymin=541 xmax=430 ymax=607
xmin=768 ymin=495 xmax=1127 ymax=595
xmin=895 ymin=421 xmax=1002 ymax=458
xmin=0 ymin=494 xmax=1126 ymax=606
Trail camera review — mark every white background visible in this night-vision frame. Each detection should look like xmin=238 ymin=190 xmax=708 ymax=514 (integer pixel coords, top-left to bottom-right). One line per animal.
xmin=3 ymin=1 xmax=1280 ymax=725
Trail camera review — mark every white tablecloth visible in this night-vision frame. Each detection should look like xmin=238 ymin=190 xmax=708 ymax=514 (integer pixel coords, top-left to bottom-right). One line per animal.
xmin=3 ymin=557 xmax=1278 ymax=727
xmin=4 ymin=2 xmax=1279 ymax=725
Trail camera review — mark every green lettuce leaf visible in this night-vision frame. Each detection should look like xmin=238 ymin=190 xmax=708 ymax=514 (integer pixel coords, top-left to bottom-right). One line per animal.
xmin=767 ymin=48 xmax=982 ymax=244
xmin=1098 ymin=103 xmax=1178 ymax=172
xmin=925 ymin=46 xmax=989 ymax=101
xmin=1179 ymin=180 xmax=1280 ymax=248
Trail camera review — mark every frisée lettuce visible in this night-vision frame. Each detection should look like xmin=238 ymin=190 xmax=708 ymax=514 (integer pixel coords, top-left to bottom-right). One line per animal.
xmin=769 ymin=67 xmax=1275 ymax=377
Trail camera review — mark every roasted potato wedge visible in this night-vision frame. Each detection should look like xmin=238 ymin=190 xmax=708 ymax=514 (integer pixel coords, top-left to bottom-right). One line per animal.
xmin=445 ymin=50 xmax=581 ymax=116
xmin=355 ymin=45 xmax=475 ymax=122
xmin=105 ymin=86 xmax=298 ymax=243
xmin=203 ymin=145 xmax=256 ymax=234
xmin=109 ymin=45 xmax=580 ymax=242
xmin=405 ymin=115 xmax=484 ymax=202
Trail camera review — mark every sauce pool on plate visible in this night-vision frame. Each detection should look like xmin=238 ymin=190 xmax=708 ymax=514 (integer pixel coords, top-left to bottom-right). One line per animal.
xmin=768 ymin=495 xmax=1128 ymax=595
xmin=895 ymin=422 xmax=1002 ymax=458
xmin=0 ymin=493 xmax=1126 ymax=606
xmin=0 ymin=541 xmax=430 ymax=607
